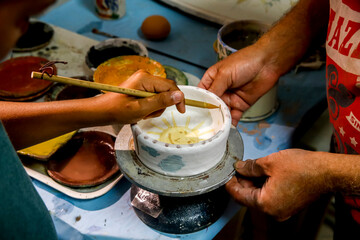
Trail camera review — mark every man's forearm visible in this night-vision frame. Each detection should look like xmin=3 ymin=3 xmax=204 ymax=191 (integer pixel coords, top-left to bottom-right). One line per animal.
xmin=321 ymin=151 xmax=360 ymax=195
xmin=257 ymin=0 xmax=329 ymax=76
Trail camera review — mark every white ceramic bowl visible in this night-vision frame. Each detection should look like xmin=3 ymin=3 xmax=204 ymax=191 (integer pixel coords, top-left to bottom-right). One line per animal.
xmin=131 ymin=86 xmax=231 ymax=176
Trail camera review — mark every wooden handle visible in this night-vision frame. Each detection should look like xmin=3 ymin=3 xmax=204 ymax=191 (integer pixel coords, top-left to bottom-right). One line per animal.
xmin=31 ymin=71 xmax=154 ymax=97
xmin=31 ymin=72 xmax=219 ymax=109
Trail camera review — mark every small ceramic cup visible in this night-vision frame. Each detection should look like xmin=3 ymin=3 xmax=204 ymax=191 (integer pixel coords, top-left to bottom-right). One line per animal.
xmin=95 ymin=0 xmax=126 ymax=20
xmin=217 ymin=20 xmax=278 ymax=121
xmin=131 ymin=86 xmax=232 ymax=177
xmin=85 ymin=38 xmax=148 ymax=72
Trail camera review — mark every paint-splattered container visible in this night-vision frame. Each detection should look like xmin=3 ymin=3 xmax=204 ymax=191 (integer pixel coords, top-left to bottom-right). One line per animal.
xmin=217 ymin=20 xmax=268 ymax=61
xmin=95 ymin=0 xmax=126 ymax=19
xmin=85 ymin=38 xmax=148 ymax=73
xmin=131 ymin=86 xmax=231 ymax=177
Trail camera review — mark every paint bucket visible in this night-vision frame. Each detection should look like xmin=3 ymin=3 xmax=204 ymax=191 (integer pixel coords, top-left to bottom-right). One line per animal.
xmin=85 ymin=38 xmax=148 ymax=72
xmin=216 ymin=20 xmax=279 ymax=121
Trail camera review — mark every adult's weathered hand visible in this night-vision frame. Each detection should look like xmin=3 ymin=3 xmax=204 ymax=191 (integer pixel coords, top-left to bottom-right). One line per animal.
xmin=226 ymin=149 xmax=333 ymax=221
xmin=198 ymin=45 xmax=279 ymax=126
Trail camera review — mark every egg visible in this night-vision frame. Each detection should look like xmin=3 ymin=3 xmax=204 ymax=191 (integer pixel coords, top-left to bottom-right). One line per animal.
xmin=141 ymin=15 xmax=171 ymax=40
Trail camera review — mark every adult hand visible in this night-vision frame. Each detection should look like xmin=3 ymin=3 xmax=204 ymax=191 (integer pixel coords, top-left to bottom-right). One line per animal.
xmin=198 ymin=0 xmax=331 ymax=127
xmin=96 ymin=69 xmax=185 ymax=124
xmin=199 ymin=44 xmax=279 ymax=126
xmin=226 ymin=149 xmax=332 ymax=221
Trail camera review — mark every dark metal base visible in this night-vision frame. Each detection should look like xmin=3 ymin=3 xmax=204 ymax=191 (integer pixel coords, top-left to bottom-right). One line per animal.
xmin=130 ymin=184 xmax=230 ymax=234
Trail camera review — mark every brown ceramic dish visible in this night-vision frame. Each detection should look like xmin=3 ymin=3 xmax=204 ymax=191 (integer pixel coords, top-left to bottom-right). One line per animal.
xmin=0 ymin=56 xmax=54 ymax=101
xmin=47 ymin=131 xmax=120 ymax=188
xmin=13 ymin=21 xmax=54 ymax=52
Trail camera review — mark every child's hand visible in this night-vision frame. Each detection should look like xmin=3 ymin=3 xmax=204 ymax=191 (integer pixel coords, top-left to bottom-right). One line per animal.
xmin=96 ymin=69 xmax=185 ymax=124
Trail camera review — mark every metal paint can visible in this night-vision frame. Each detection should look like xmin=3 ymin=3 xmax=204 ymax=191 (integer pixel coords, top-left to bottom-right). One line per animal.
xmin=95 ymin=0 xmax=126 ymax=19
xmin=216 ymin=20 xmax=279 ymax=122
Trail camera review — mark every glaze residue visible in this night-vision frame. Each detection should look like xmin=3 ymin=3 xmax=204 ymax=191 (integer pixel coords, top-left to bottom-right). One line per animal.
xmin=47 ymin=131 xmax=119 ymax=187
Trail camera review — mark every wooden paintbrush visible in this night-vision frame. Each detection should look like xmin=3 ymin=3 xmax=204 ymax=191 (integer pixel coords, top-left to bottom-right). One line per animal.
xmin=31 ymin=72 xmax=219 ymax=109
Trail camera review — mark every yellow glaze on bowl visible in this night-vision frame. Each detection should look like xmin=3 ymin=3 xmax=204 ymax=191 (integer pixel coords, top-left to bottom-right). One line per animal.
xmin=93 ymin=55 xmax=166 ymax=86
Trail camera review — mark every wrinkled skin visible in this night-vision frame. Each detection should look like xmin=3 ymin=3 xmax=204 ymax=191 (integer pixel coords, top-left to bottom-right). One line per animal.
xmin=226 ymin=149 xmax=332 ymax=221
xmin=199 ymin=45 xmax=279 ymax=126
xmin=198 ymin=0 xmax=343 ymax=221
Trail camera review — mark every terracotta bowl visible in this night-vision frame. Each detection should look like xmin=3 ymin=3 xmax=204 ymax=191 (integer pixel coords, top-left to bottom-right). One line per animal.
xmin=131 ymin=86 xmax=231 ymax=177
xmin=47 ymin=131 xmax=119 ymax=188
xmin=0 ymin=56 xmax=54 ymax=101
xmin=14 ymin=21 xmax=54 ymax=52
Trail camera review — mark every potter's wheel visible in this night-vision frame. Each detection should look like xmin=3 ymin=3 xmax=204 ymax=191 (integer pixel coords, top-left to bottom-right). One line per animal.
xmin=115 ymin=125 xmax=243 ymax=197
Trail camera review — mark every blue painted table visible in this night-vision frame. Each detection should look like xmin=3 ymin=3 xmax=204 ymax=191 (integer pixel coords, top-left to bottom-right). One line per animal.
xmin=33 ymin=0 xmax=328 ymax=239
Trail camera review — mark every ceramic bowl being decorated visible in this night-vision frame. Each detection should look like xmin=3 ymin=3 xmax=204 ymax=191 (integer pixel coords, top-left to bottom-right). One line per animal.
xmin=85 ymin=38 xmax=148 ymax=72
xmin=131 ymin=86 xmax=231 ymax=177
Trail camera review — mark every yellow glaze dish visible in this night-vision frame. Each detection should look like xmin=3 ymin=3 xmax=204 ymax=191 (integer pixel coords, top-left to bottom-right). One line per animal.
xmin=93 ymin=55 xmax=166 ymax=86
xmin=18 ymin=131 xmax=77 ymax=161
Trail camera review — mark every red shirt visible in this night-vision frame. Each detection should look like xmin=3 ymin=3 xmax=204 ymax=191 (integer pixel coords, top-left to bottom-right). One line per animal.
xmin=326 ymin=0 xmax=360 ymax=224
